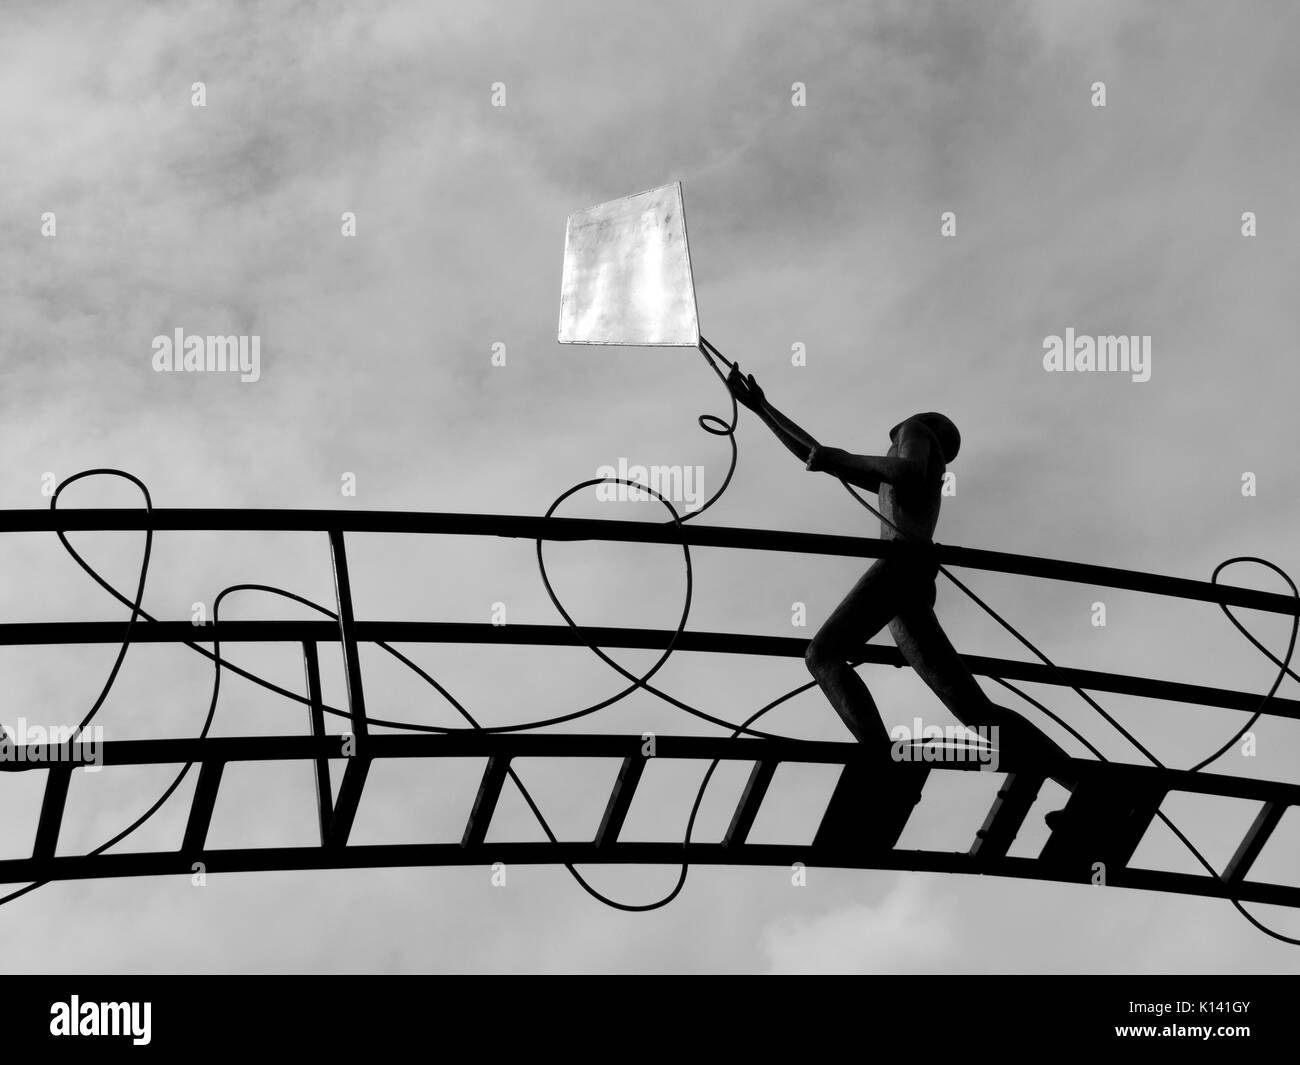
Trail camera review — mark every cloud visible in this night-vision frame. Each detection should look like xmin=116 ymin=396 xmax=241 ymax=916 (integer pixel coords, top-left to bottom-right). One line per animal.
xmin=762 ymin=877 xmax=958 ymax=973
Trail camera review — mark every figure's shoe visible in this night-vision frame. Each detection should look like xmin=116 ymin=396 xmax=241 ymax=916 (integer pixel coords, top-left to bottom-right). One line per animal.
xmin=980 ymin=708 xmax=1076 ymax=792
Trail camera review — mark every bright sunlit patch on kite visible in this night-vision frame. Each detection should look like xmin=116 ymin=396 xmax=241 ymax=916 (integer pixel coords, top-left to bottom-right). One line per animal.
xmin=557 ymin=181 xmax=700 ymax=346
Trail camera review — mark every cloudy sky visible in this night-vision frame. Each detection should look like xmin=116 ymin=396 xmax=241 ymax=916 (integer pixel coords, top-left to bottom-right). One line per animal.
xmin=1 ymin=0 xmax=1299 ymax=973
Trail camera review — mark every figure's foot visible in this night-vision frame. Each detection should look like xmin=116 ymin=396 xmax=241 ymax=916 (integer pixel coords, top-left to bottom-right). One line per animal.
xmin=981 ymin=707 xmax=1074 ymax=785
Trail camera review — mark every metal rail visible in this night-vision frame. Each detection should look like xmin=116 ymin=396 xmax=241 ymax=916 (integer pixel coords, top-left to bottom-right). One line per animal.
xmin=0 ymin=507 xmax=1294 ymax=614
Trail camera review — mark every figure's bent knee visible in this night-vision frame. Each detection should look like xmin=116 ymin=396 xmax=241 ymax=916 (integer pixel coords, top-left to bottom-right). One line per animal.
xmin=804 ymin=639 xmax=824 ymax=676
xmin=804 ymin=629 xmax=843 ymax=677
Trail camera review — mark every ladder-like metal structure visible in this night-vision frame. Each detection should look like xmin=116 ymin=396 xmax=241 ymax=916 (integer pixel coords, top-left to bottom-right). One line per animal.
xmin=4 ymin=731 xmax=1298 ymax=907
xmin=1 ymin=508 xmax=1297 ymax=906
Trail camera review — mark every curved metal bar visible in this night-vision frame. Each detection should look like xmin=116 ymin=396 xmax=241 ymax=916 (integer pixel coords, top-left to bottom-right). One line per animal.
xmin=1 ymin=507 xmax=1294 ymax=615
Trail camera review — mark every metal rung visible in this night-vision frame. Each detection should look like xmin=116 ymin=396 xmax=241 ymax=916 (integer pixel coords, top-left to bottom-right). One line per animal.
xmin=1224 ymin=801 xmax=1287 ymax=884
xmin=462 ymin=757 xmax=510 ymax=847
xmin=327 ymin=757 xmax=371 ymax=847
xmin=302 ymin=641 xmax=334 ymax=846
xmin=813 ymin=762 xmax=929 ymax=852
xmin=1039 ymin=780 xmax=1165 ymax=871
xmin=595 ymin=755 xmax=645 ymax=848
xmin=724 ymin=761 xmax=777 ymax=847
xmin=33 ymin=766 xmax=72 ymax=860
xmin=971 ymin=771 xmax=1044 ymax=860
xmin=329 ymin=530 xmax=368 ymax=741
xmin=182 ymin=761 xmax=226 ymax=852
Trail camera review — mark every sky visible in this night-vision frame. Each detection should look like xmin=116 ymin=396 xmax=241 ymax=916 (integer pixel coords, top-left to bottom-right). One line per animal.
xmin=1 ymin=0 xmax=1299 ymax=973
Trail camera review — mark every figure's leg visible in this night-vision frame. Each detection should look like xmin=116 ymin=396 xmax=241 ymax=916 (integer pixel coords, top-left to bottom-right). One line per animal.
xmin=889 ymin=602 xmax=1071 ymax=768
xmin=805 ymin=560 xmax=902 ymax=753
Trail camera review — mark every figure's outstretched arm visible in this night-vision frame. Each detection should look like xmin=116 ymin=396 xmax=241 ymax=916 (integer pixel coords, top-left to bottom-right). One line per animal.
xmin=727 ymin=366 xmax=819 ymax=463
xmin=811 ymin=424 xmax=931 ymax=494
xmin=763 ymin=404 xmax=819 ymax=458
xmin=760 ymin=412 xmax=816 ymax=464
xmin=726 ymin=367 xmax=931 ymax=492
xmin=753 ymin=402 xmax=821 ymax=464
xmin=807 ymin=448 xmax=911 ymax=493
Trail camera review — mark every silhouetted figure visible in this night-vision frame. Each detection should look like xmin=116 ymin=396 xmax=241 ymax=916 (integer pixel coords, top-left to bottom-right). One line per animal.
xmin=728 ymin=365 xmax=1067 ymax=769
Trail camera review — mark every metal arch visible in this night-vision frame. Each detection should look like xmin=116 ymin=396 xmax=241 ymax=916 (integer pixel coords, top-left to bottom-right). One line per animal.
xmin=0 ymin=507 xmax=1296 ymax=905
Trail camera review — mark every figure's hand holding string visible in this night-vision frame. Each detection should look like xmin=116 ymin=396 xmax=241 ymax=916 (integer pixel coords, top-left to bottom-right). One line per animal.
xmin=728 ymin=362 xmax=820 ymax=465
xmin=726 ymin=364 xmax=764 ymax=413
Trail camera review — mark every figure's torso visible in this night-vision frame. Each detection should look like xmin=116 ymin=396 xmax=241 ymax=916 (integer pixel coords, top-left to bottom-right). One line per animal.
xmin=879 ymin=436 xmax=943 ymax=543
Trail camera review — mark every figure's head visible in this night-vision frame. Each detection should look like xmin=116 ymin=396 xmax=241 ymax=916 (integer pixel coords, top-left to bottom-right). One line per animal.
xmin=890 ymin=412 xmax=961 ymax=463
